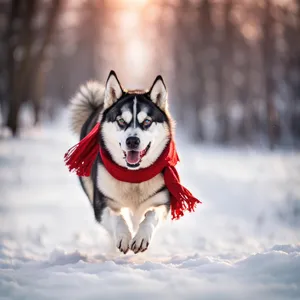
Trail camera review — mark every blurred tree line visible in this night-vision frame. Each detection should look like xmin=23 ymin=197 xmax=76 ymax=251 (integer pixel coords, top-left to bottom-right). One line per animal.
xmin=0 ymin=0 xmax=299 ymax=149
xmin=0 ymin=0 xmax=61 ymax=134
xmin=168 ymin=0 xmax=300 ymax=149
xmin=0 ymin=0 xmax=105 ymax=134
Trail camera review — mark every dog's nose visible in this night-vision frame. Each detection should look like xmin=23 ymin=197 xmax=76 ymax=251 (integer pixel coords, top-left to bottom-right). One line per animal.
xmin=126 ymin=136 xmax=140 ymax=149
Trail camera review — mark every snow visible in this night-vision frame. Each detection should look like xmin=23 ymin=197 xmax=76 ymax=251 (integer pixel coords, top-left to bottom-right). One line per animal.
xmin=0 ymin=113 xmax=300 ymax=299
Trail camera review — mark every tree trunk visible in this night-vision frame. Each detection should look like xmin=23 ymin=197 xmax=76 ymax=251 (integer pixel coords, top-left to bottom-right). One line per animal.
xmin=32 ymin=65 xmax=45 ymax=125
xmin=6 ymin=0 xmax=36 ymax=136
xmin=262 ymin=0 xmax=280 ymax=149
xmin=237 ymin=42 xmax=253 ymax=143
xmin=6 ymin=0 xmax=21 ymax=135
xmin=172 ymin=0 xmax=188 ymax=125
xmin=217 ymin=0 xmax=234 ymax=144
xmin=29 ymin=0 xmax=61 ymax=126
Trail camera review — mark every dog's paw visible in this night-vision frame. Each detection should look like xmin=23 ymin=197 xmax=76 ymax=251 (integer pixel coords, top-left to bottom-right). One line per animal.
xmin=130 ymin=226 xmax=153 ymax=254
xmin=115 ymin=231 xmax=132 ymax=254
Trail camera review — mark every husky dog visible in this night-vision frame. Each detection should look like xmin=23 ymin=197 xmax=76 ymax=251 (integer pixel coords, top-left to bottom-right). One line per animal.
xmin=69 ymin=71 xmax=173 ymax=254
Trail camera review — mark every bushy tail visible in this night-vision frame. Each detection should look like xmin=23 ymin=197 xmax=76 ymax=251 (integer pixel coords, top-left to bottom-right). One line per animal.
xmin=69 ymin=81 xmax=105 ymax=135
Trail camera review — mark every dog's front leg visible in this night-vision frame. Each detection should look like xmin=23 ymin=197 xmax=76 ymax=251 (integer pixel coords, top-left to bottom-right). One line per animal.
xmin=130 ymin=191 xmax=169 ymax=254
xmin=101 ymin=207 xmax=132 ymax=254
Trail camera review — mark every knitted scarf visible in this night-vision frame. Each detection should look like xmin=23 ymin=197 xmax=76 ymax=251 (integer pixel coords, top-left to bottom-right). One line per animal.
xmin=64 ymin=122 xmax=201 ymax=220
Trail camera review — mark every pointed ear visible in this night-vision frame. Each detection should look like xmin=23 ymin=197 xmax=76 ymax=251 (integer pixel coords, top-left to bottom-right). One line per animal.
xmin=104 ymin=70 xmax=123 ymax=109
xmin=149 ymin=75 xmax=168 ymax=110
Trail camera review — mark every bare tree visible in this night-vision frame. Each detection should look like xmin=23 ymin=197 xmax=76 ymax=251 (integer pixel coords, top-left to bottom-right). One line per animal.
xmin=262 ymin=0 xmax=280 ymax=149
xmin=4 ymin=0 xmax=61 ymax=135
xmin=30 ymin=0 xmax=61 ymax=125
xmin=6 ymin=0 xmax=36 ymax=135
xmin=216 ymin=0 xmax=234 ymax=144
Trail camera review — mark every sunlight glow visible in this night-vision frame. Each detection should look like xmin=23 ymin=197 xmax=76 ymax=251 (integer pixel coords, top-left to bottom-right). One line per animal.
xmin=125 ymin=38 xmax=150 ymax=78
xmin=118 ymin=0 xmax=149 ymax=7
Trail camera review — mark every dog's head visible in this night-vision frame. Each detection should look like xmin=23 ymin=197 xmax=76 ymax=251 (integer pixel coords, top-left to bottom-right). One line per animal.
xmin=100 ymin=71 xmax=173 ymax=170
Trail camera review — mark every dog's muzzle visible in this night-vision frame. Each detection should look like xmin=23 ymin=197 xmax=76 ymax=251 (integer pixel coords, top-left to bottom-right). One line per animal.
xmin=123 ymin=141 xmax=151 ymax=168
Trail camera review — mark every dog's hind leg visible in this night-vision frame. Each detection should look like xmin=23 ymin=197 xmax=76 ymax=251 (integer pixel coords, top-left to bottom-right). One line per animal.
xmin=100 ymin=207 xmax=132 ymax=254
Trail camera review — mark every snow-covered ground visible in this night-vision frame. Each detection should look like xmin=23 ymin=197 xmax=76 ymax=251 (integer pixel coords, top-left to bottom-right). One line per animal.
xmin=0 ymin=114 xmax=300 ymax=300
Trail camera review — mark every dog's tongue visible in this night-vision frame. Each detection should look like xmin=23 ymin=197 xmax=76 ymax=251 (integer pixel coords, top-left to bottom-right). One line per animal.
xmin=126 ymin=151 xmax=140 ymax=165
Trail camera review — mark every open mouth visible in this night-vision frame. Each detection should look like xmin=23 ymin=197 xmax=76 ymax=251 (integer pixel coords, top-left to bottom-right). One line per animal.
xmin=123 ymin=143 xmax=151 ymax=167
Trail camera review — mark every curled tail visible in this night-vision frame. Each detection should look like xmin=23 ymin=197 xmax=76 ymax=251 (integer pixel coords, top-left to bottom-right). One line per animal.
xmin=69 ymin=81 xmax=105 ymax=135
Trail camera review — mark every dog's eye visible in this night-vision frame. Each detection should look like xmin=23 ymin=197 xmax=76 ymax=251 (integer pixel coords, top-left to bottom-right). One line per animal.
xmin=117 ymin=118 xmax=126 ymax=127
xmin=143 ymin=118 xmax=152 ymax=128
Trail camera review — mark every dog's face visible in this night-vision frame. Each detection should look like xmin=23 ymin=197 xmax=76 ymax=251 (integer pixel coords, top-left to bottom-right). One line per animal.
xmin=100 ymin=71 xmax=172 ymax=169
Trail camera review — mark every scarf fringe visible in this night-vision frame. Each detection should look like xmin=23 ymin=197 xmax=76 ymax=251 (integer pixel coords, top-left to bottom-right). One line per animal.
xmin=164 ymin=166 xmax=201 ymax=220
xmin=64 ymin=123 xmax=100 ymax=177
xmin=170 ymin=186 xmax=201 ymax=220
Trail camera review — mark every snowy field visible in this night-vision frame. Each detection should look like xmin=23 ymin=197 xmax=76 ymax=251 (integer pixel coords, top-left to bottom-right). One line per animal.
xmin=1 ymin=114 xmax=300 ymax=300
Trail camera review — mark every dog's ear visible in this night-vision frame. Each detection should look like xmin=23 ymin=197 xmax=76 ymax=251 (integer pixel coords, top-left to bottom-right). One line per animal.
xmin=104 ymin=70 xmax=123 ymax=109
xmin=149 ymin=75 xmax=168 ymax=110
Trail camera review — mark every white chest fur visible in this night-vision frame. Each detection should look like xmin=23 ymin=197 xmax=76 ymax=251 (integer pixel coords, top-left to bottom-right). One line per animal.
xmin=97 ymin=164 xmax=165 ymax=212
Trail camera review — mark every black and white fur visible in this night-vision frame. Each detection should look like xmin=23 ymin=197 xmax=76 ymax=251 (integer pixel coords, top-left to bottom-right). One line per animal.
xmin=69 ymin=71 xmax=174 ymax=254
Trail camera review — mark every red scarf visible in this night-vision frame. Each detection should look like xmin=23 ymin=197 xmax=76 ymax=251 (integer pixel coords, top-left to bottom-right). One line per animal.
xmin=64 ymin=122 xmax=201 ymax=220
